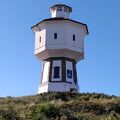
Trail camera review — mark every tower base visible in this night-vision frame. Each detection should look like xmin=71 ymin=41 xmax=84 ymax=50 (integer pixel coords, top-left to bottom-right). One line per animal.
xmin=38 ymin=82 xmax=79 ymax=94
xmin=38 ymin=57 xmax=79 ymax=94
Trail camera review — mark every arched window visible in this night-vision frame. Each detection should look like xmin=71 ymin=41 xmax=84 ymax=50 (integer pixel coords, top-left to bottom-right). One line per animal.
xmin=53 ymin=66 xmax=60 ymax=78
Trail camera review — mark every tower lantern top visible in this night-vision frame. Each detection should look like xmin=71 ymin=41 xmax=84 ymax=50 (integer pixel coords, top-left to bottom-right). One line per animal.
xmin=49 ymin=4 xmax=72 ymax=18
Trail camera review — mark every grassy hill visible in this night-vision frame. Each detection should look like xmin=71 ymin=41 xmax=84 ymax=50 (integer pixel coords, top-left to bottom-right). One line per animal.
xmin=0 ymin=92 xmax=120 ymax=120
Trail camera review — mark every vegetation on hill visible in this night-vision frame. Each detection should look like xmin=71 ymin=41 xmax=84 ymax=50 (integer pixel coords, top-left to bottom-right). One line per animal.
xmin=0 ymin=92 xmax=120 ymax=120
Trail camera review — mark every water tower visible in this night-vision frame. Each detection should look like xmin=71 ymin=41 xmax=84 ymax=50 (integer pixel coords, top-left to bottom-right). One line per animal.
xmin=31 ymin=4 xmax=89 ymax=94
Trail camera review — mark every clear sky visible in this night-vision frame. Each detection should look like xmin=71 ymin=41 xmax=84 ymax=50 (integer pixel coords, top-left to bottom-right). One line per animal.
xmin=0 ymin=0 xmax=120 ymax=97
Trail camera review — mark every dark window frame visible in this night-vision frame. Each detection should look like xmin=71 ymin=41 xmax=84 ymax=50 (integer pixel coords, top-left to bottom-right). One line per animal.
xmin=73 ymin=34 xmax=75 ymax=41
xmin=64 ymin=7 xmax=69 ymax=12
xmin=54 ymin=33 xmax=57 ymax=39
xmin=67 ymin=69 xmax=73 ymax=79
xmin=39 ymin=36 xmax=41 ymax=42
xmin=53 ymin=66 xmax=60 ymax=78
xmin=57 ymin=6 xmax=62 ymax=11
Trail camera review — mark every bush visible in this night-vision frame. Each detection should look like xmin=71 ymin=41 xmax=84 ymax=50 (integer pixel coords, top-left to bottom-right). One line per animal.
xmin=0 ymin=106 xmax=19 ymax=120
xmin=30 ymin=103 xmax=60 ymax=120
xmin=0 ymin=92 xmax=120 ymax=120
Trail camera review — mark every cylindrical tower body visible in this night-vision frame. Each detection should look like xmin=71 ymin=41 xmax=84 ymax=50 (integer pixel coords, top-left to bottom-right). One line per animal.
xmin=32 ymin=4 xmax=88 ymax=94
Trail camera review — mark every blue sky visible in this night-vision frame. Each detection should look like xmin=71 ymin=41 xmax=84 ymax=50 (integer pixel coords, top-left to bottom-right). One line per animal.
xmin=0 ymin=0 xmax=120 ymax=97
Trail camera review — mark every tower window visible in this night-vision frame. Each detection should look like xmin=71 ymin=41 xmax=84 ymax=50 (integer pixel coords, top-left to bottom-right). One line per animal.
xmin=64 ymin=7 xmax=69 ymax=12
xmin=57 ymin=7 xmax=62 ymax=11
xmin=53 ymin=66 xmax=60 ymax=78
xmin=39 ymin=36 xmax=41 ymax=42
xmin=73 ymin=34 xmax=75 ymax=41
xmin=54 ymin=33 xmax=57 ymax=39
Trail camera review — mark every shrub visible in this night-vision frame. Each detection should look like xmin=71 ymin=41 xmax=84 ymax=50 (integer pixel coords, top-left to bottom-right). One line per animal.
xmin=0 ymin=92 xmax=120 ymax=120
xmin=0 ymin=106 xmax=19 ymax=120
xmin=30 ymin=103 xmax=60 ymax=120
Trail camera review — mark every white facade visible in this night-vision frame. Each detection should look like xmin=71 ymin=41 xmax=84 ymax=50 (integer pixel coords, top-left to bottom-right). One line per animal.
xmin=38 ymin=82 xmax=79 ymax=94
xmin=33 ymin=20 xmax=87 ymax=61
xmin=49 ymin=4 xmax=72 ymax=18
xmin=51 ymin=10 xmax=70 ymax=18
xmin=42 ymin=61 xmax=50 ymax=83
xmin=38 ymin=84 xmax=48 ymax=93
xmin=32 ymin=4 xmax=88 ymax=94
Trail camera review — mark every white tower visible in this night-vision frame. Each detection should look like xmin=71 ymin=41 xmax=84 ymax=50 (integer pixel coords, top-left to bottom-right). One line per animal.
xmin=32 ymin=4 xmax=89 ymax=94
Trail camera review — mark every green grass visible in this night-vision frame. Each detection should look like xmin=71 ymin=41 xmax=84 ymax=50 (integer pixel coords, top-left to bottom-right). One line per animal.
xmin=0 ymin=92 xmax=120 ymax=120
